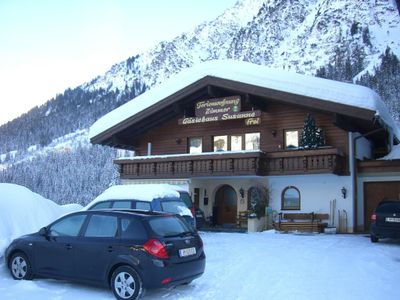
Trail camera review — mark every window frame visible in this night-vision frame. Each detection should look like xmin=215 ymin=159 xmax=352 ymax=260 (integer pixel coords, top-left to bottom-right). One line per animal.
xmin=48 ymin=213 xmax=87 ymax=237
xmin=284 ymin=129 xmax=301 ymax=150
xmin=211 ymin=132 xmax=261 ymax=152
xmin=82 ymin=214 xmax=119 ymax=238
xmin=281 ymin=186 xmax=301 ymax=210
xmin=213 ymin=135 xmax=228 ymax=152
xmin=245 ymin=132 xmax=260 ymax=150
xmin=188 ymin=137 xmax=203 ymax=154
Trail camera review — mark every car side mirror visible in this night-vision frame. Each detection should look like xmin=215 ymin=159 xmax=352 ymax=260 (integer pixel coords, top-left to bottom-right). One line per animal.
xmin=39 ymin=227 xmax=48 ymax=236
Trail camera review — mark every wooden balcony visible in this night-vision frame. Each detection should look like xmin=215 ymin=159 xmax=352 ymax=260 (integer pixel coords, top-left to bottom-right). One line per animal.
xmin=115 ymin=148 xmax=347 ymax=179
xmin=265 ymin=147 xmax=347 ymax=176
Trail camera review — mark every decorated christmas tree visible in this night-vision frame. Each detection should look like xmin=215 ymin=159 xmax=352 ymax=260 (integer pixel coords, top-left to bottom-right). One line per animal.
xmin=299 ymin=114 xmax=326 ymax=149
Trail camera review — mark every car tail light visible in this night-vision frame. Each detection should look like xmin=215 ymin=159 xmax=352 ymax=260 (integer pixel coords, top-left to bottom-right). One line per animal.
xmin=198 ymin=236 xmax=203 ymax=248
xmin=191 ymin=207 xmax=195 ymax=217
xmin=143 ymin=239 xmax=169 ymax=259
xmin=161 ymin=277 xmax=172 ymax=284
xmin=371 ymin=213 xmax=377 ymax=222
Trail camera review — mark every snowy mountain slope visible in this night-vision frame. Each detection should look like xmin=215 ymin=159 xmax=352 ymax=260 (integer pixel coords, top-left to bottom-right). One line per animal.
xmin=85 ymin=0 xmax=400 ymax=95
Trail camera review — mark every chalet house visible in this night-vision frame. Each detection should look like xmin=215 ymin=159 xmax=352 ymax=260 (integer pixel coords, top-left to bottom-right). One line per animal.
xmin=89 ymin=60 xmax=400 ymax=233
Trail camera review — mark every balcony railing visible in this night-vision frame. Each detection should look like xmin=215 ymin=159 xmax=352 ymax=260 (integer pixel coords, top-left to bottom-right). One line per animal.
xmin=115 ymin=148 xmax=346 ymax=179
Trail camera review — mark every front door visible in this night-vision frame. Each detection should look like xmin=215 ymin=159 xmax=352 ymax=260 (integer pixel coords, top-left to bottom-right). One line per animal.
xmin=215 ymin=185 xmax=237 ymax=225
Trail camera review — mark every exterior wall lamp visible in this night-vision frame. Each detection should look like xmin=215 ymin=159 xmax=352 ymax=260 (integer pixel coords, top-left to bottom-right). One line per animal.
xmin=239 ymin=187 xmax=245 ymax=198
xmin=341 ymin=187 xmax=347 ymax=199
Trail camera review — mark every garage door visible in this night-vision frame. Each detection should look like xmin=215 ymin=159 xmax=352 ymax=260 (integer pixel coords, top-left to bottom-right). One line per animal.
xmin=364 ymin=181 xmax=400 ymax=231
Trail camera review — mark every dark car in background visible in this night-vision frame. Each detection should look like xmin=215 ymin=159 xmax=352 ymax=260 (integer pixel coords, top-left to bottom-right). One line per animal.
xmin=370 ymin=200 xmax=400 ymax=243
xmin=5 ymin=210 xmax=205 ymax=300
xmin=86 ymin=184 xmax=196 ymax=228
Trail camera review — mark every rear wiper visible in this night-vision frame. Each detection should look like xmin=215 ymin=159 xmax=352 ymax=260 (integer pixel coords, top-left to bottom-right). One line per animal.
xmin=165 ymin=231 xmax=193 ymax=238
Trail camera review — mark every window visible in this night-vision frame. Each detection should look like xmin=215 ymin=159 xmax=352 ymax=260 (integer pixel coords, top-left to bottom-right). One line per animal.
xmin=230 ymin=135 xmax=242 ymax=151
xmin=245 ymin=133 xmax=260 ymax=150
xmin=84 ymin=215 xmax=118 ymax=238
xmin=285 ymin=130 xmax=300 ymax=149
xmin=281 ymin=186 xmax=301 ymax=210
xmin=160 ymin=200 xmax=189 ymax=215
xmin=120 ymin=218 xmax=147 ymax=239
xmin=90 ymin=201 xmax=112 ymax=210
xmin=135 ymin=201 xmax=151 ymax=210
xmin=214 ymin=135 xmax=228 ymax=151
xmin=112 ymin=201 xmax=132 ymax=209
xmin=49 ymin=214 xmax=86 ymax=237
xmin=189 ymin=137 xmax=202 ymax=154
xmin=148 ymin=216 xmax=194 ymax=237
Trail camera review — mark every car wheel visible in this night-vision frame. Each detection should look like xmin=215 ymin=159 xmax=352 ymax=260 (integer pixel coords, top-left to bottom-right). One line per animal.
xmin=111 ymin=266 xmax=143 ymax=300
xmin=370 ymin=234 xmax=379 ymax=243
xmin=9 ymin=252 xmax=33 ymax=280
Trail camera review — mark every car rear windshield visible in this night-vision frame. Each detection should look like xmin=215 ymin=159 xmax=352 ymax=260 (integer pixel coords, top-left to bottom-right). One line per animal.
xmin=377 ymin=202 xmax=400 ymax=213
xmin=147 ymin=216 xmax=194 ymax=237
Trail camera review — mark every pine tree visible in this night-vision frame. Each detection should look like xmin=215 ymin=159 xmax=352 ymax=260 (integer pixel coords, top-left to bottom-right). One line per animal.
xmin=299 ymin=114 xmax=326 ymax=149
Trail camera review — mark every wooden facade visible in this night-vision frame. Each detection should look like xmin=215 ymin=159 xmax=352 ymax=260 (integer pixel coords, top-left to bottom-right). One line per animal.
xmin=90 ymin=68 xmax=399 ymax=232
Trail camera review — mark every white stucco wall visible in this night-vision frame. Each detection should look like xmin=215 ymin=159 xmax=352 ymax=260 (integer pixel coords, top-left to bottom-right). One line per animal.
xmin=268 ymin=174 xmax=354 ymax=232
xmin=122 ymin=174 xmax=355 ymax=232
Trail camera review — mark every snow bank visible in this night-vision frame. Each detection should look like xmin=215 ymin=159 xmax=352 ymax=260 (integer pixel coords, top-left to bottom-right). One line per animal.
xmin=85 ymin=184 xmax=180 ymax=208
xmin=89 ymin=60 xmax=400 ymax=140
xmin=0 ymin=183 xmax=82 ymax=256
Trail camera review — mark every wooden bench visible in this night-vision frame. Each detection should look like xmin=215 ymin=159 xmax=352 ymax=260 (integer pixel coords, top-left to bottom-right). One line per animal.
xmin=274 ymin=213 xmax=329 ymax=233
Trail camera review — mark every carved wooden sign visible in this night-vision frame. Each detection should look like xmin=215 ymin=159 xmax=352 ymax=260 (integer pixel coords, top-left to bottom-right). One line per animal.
xmin=195 ymin=96 xmax=241 ymax=117
xmin=179 ymin=95 xmax=261 ymax=125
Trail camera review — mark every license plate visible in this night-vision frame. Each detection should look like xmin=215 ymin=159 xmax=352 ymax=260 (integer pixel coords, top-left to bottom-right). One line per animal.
xmin=385 ymin=217 xmax=400 ymax=223
xmin=179 ymin=247 xmax=196 ymax=257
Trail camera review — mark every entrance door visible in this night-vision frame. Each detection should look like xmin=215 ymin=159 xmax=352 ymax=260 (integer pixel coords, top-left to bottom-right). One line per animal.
xmin=215 ymin=185 xmax=237 ymax=225
xmin=364 ymin=181 xmax=400 ymax=231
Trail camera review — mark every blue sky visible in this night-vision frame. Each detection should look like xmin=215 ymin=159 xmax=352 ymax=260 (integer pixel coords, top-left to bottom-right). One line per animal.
xmin=0 ymin=0 xmax=237 ymax=126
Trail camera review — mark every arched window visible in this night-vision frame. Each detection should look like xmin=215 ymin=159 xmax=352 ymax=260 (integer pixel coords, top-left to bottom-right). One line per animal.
xmin=281 ymin=186 xmax=301 ymax=210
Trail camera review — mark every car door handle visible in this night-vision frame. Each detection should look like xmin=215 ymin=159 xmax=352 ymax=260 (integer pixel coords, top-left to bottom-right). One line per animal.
xmin=65 ymin=244 xmax=72 ymax=250
xmin=107 ymin=246 xmax=113 ymax=252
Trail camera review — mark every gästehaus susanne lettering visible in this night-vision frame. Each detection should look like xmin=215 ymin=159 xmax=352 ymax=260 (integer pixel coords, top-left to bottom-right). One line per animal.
xmin=178 ymin=110 xmax=261 ymax=125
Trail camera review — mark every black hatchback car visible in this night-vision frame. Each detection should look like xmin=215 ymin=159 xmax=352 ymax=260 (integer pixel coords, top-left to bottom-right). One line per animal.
xmin=370 ymin=200 xmax=400 ymax=243
xmin=5 ymin=210 xmax=205 ymax=300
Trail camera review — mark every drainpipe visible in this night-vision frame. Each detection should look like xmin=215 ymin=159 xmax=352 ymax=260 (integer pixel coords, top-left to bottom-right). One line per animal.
xmin=147 ymin=142 xmax=152 ymax=156
xmin=349 ymin=132 xmax=356 ymax=233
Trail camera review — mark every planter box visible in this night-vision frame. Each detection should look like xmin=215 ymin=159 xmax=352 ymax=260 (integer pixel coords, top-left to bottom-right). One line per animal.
xmin=248 ymin=216 xmax=266 ymax=232
xmin=324 ymin=227 xmax=337 ymax=234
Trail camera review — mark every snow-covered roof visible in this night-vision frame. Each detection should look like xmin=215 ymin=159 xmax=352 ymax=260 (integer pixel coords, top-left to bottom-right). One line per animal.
xmin=85 ymin=184 xmax=180 ymax=208
xmin=89 ymin=60 xmax=400 ymax=140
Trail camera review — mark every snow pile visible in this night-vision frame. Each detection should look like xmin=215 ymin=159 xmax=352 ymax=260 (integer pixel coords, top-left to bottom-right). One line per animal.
xmin=380 ymin=144 xmax=400 ymax=160
xmin=89 ymin=60 xmax=400 ymax=141
xmin=85 ymin=184 xmax=180 ymax=207
xmin=0 ymin=183 xmax=82 ymax=256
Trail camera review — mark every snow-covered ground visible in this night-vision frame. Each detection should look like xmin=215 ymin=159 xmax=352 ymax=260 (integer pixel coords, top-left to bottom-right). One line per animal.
xmin=1 ymin=232 xmax=399 ymax=300
xmin=1 ymin=183 xmax=398 ymax=299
